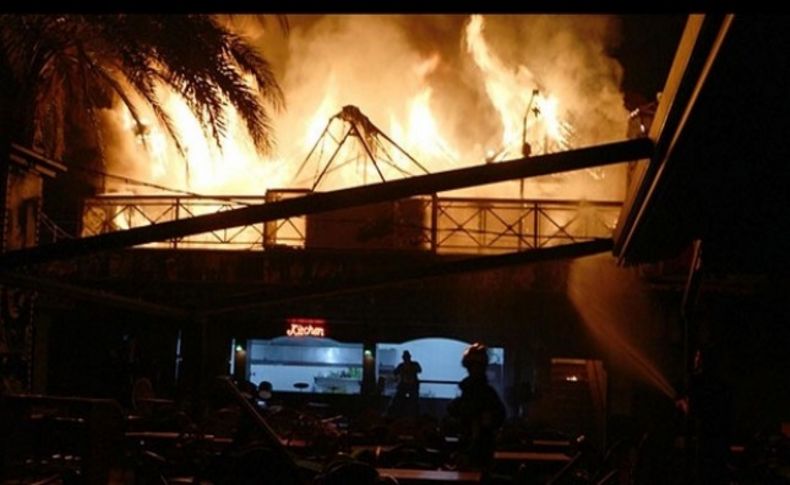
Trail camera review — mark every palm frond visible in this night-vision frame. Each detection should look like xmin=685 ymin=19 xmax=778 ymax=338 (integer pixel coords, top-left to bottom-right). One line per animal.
xmin=0 ymin=14 xmax=284 ymax=168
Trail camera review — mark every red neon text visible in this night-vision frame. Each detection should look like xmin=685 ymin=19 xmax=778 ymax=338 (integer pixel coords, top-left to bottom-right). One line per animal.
xmin=286 ymin=323 xmax=325 ymax=337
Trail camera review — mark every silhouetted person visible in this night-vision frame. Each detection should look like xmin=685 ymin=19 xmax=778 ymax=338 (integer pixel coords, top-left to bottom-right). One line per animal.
xmin=389 ymin=350 xmax=422 ymax=417
xmin=447 ymin=342 xmax=506 ymax=474
xmin=677 ymin=346 xmax=732 ymax=484
xmin=255 ymin=380 xmax=284 ymax=415
xmin=257 ymin=380 xmax=273 ymax=400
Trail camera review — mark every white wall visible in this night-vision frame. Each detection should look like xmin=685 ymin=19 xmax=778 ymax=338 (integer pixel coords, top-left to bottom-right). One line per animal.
xmin=377 ymin=338 xmax=504 ymax=399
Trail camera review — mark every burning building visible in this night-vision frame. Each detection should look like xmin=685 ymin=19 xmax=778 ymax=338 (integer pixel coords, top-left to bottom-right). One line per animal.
xmin=14 ymin=13 xmax=790 ymax=485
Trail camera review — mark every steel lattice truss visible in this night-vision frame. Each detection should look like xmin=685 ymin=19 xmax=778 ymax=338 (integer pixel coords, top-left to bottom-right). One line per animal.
xmin=292 ymin=105 xmax=431 ymax=190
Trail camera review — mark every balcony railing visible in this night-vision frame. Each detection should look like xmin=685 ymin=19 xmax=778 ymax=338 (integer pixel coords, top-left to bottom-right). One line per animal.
xmin=81 ymin=190 xmax=621 ymax=255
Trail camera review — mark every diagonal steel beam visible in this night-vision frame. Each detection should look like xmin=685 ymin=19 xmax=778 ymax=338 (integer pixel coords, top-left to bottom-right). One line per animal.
xmin=1 ymin=138 xmax=651 ymax=268
xmin=202 ymin=238 xmax=613 ymax=317
xmin=613 ymin=14 xmax=732 ymax=262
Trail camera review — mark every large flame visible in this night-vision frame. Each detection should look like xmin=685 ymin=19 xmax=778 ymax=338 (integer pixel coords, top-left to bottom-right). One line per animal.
xmin=390 ymin=54 xmax=459 ymax=170
xmin=464 ymin=15 xmax=573 ymax=158
xmin=102 ymin=14 xmax=632 ymax=215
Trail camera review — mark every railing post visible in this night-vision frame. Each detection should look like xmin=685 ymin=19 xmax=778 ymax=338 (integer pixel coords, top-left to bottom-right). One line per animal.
xmin=479 ymin=200 xmax=486 ymax=253
xmin=518 ymin=200 xmax=524 ymax=251
xmin=430 ymin=194 xmax=438 ymax=253
xmin=533 ymin=201 xmax=539 ymax=248
xmin=102 ymin=203 xmax=112 ymax=235
xmin=173 ymin=198 xmax=180 ymax=250
xmin=263 ymin=191 xmax=280 ymax=249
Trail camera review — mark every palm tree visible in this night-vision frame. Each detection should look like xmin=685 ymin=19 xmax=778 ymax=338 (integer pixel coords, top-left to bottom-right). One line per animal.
xmin=0 ymin=14 xmax=285 ymax=234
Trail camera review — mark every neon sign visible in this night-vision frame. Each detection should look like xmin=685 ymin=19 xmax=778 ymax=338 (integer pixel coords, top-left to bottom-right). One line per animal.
xmin=286 ymin=317 xmax=326 ymax=337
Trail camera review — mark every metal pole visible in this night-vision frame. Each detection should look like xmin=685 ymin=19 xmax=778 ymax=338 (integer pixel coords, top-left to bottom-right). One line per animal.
xmin=681 ymin=239 xmax=704 ymax=385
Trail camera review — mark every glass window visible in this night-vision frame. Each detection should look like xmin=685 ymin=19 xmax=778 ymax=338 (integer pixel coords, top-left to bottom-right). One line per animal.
xmin=376 ymin=338 xmax=505 ymax=399
xmin=248 ymin=336 xmax=363 ymax=394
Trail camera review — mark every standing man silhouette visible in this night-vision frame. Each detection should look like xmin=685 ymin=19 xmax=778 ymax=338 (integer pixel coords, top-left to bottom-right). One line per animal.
xmin=389 ymin=350 xmax=422 ymax=417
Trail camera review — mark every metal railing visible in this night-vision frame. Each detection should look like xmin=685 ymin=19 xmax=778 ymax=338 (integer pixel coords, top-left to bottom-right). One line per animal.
xmin=433 ymin=196 xmax=621 ymax=254
xmin=81 ymin=190 xmax=621 ymax=255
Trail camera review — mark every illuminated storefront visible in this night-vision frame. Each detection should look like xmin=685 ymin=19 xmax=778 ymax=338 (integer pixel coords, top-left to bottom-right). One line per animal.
xmin=376 ymin=337 xmax=505 ymax=399
xmin=247 ymin=336 xmax=364 ymax=394
xmin=243 ymin=333 xmax=505 ymax=402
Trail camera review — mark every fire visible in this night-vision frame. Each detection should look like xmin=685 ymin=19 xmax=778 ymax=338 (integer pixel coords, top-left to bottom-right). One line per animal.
xmin=407 ymin=88 xmax=458 ymax=163
xmin=388 ymin=87 xmax=458 ymax=172
xmin=535 ymin=95 xmax=572 ymax=151
xmin=303 ymin=76 xmax=338 ymax=150
xmin=119 ymin=107 xmax=168 ymax=177
xmin=111 ymin=85 xmax=291 ymax=199
xmin=99 ymin=14 xmax=631 ymax=242
xmin=464 ymin=14 xmax=572 ymax=159
xmin=103 ymin=89 xmax=295 ymax=247
xmin=400 ymin=54 xmax=458 ymax=165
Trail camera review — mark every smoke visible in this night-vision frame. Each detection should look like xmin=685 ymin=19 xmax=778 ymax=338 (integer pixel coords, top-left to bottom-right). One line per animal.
xmin=458 ymin=15 xmax=628 ymax=200
xmin=479 ymin=15 xmax=626 ymax=146
xmin=100 ymin=15 xmax=631 ymax=201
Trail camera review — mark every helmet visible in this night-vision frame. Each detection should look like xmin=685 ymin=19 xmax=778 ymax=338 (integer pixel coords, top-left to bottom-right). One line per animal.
xmin=462 ymin=342 xmax=489 ymax=368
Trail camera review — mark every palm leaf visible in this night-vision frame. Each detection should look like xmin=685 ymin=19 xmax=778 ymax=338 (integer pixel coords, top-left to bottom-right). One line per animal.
xmin=0 ymin=14 xmax=285 ymax=166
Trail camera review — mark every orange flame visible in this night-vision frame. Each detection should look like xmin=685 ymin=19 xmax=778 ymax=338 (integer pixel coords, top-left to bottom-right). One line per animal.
xmin=105 ymin=15 xmax=629 ymax=204
xmin=464 ymin=14 xmax=572 ymax=159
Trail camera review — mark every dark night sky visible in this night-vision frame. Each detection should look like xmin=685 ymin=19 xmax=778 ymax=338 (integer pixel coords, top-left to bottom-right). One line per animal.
xmin=611 ymin=15 xmax=688 ymax=109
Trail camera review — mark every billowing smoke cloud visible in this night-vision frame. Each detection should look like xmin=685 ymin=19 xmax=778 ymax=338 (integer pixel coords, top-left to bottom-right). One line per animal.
xmin=479 ymin=15 xmax=625 ymax=147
